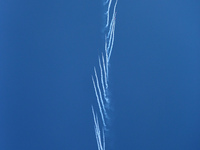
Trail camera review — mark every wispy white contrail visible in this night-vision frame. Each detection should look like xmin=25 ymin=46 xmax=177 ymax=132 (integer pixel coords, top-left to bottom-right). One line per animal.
xmin=92 ymin=106 xmax=105 ymax=150
xmin=101 ymin=53 xmax=108 ymax=88
xmin=105 ymin=0 xmax=112 ymax=28
xmin=101 ymin=53 xmax=109 ymax=103
xmin=91 ymin=0 xmax=118 ymax=149
xmin=92 ymin=76 xmax=106 ymax=127
xmin=94 ymin=67 xmax=108 ymax=119
xmin=104 ymin=36 xmax=109 ymax=83
xmin=98 ymin=57 xmax=107 ymax=102
xmin=108 ymin=18 xmax=116 ymax=61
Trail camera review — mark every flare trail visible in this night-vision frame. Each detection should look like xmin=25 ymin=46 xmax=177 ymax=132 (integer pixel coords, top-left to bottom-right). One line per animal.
xmin=91 ymin=0 xmax=118 ymax=150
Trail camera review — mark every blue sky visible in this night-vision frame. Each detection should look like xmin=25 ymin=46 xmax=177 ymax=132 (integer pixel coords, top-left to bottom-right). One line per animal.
xmin=1 ymin=0 xmax=200 ymax=150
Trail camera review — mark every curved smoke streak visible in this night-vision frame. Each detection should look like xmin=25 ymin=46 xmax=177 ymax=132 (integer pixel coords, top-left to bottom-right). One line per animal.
xmin=91 ymin=0 xmax=118 ymax=150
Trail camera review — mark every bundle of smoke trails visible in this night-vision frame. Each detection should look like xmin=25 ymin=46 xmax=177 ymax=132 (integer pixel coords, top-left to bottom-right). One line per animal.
xmin=91 ymin=0 xmax=118 ymax=150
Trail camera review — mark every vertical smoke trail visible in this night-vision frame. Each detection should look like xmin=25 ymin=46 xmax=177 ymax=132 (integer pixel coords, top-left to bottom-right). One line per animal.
xmin=91 ymin=0 xmax=118 ymax=150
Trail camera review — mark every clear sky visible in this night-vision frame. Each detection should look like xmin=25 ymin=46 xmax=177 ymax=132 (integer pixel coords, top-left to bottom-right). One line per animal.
xmin=1 ymin=0 xmax=200 ymax=150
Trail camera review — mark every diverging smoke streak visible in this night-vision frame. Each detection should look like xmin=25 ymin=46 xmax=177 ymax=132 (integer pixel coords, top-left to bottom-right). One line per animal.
xmin=91 ymin=0 xmax=118 ymax=150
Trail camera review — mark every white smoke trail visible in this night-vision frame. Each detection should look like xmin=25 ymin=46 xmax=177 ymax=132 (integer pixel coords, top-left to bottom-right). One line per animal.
xmin=92 ymin=76 xmax=106 ymax=127
xmin=105 ymin=0 xmax=112 ymax=28
xmin=91 ymin=0 xmax=118 ymax=149
xmin=92 ymin=106 xmax=105 ymax=150
xmin=104 ymin=36 xmax=109 ymax=84
xmin=94 ymin=67 xmax=108 ymax=120
xmin=98 ymin=57 xmax=107 ymax=103
xmin=101 ymin=53 xmax=109 ymax=103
